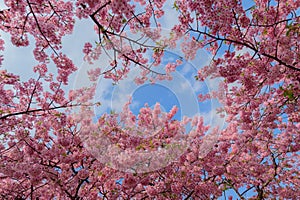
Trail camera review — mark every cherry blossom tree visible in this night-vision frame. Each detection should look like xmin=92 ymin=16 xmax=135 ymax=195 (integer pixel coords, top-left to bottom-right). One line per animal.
xmin=0 ymin=0 xmax=299 ymax=199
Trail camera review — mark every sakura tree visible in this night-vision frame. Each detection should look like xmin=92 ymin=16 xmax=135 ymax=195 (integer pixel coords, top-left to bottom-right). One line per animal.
xmin=0 ymin=0 xmax=299 ymax=199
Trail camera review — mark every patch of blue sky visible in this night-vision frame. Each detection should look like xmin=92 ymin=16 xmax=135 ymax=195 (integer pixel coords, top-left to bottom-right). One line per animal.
xmin=130 ymin=83 xmax=182 ymax=119
xmin=220 ymin=186 xmax=257 ymax=200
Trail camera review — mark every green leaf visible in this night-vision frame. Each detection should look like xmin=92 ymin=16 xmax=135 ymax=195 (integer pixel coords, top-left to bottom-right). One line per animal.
xmin=263 ymin=29 xmax=268 ymax=35
xmin=283 ymin=90 xmax=294 ymax=100
xmin=173 ymin=2 xmax=179 ymax=10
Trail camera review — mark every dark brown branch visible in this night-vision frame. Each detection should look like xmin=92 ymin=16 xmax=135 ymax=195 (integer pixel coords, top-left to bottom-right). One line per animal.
xmin=26 ymin=0 xmax=59 ymax=56
xmin=184 ymin=190 xmax=194 ymax=200
xmin=26 ymin=76 xmax=41 ymax=112
xmin=190 ymin=29 xmax=300 ymax=72
xmin=89 ymin=9 xmax=166 ymax=76
xmin=0 ymin=103 xmax=78 ymax=120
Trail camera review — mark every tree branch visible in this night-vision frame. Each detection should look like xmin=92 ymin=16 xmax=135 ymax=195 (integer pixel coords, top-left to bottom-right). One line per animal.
xmin=190 ymin=29 xmax=300 ymax=72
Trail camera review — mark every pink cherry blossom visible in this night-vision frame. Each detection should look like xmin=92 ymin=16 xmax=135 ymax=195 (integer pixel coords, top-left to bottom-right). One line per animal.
xmin=0 ymin=0 xmax=299 ymax=199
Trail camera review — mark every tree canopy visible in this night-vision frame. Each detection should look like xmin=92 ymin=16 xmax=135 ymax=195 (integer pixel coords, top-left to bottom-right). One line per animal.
xmin=0 ymin=0 xmax=299 ymax=199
